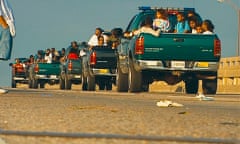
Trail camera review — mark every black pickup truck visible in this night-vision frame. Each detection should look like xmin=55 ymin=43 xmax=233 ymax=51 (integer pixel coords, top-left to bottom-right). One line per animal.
xmin=82 ymin=46 xmax=117 ymax=91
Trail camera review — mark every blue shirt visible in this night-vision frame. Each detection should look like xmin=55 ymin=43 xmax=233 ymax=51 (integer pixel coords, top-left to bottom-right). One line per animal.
xmin=174 ymin=21 xmax=190 ymax=33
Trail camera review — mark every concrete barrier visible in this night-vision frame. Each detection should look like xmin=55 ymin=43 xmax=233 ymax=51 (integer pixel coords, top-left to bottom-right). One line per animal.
xmin=150 ymin=57 xmax=240 ymax=94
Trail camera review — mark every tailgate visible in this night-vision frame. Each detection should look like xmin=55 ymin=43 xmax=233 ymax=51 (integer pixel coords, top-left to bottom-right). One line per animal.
xmin=69 ymin=59 xmax=82 ymax=74
xmin=138 ymin=33 xmax=220 ymax=62
xmin=38 ymin=63 xmax=61 ymax=75
xmin=93 ymin=47 xmax=117 ymax=69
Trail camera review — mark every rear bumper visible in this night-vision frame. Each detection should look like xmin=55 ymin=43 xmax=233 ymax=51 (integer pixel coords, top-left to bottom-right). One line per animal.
xmin=135 ymin=60 xmax=219 ymax=72
xmin=91 ymin=68 xmax=116 ymax=77
xmin=35 ymin=75 xmax=59 ymax=80
xmin=66 ymin=74 xmax=82 ymax=80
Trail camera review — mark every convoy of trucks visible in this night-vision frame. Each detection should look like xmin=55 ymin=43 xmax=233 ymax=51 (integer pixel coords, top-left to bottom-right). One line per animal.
xmin=9 ymin=6 xmax=221 ymax=94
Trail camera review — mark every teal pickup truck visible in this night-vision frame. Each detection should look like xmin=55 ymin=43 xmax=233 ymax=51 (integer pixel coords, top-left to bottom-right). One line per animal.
xmin=60 ymin=58 xmax=82 ymax=90
xmin=117 ymin=7 xmax=221 ymax=94
xmin=28 ymin=62 xmax=61 ymax=88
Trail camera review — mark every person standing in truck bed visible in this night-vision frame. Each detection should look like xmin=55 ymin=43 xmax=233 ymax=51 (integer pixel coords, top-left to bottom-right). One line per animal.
xmin=174 ymin=13 xmax=190 ymax=33
xmin=65 ymin=41 xmax=80 ymax=59
xmin=153 ymin=9 xmax=170 ymax=32
xmin=124 ymin=16 xmax=160 ymax=37
xmin=202 ymin=19 xmax=214 ymax=34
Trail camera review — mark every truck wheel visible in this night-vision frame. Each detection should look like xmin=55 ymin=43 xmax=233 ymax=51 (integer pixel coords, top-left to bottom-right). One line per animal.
xmin=59 ymin=74 xmax=65 ymax=90
xmin=202 ymin=78 xmax=217 ymax=94
xmin=28 ymin=78 xmax=33 ymax=88
xmin=142 ymin=83 xmax=149 ymax=92
xmin=40 ymin=83 xmax=45 ymax=89
xmin=32 ymin=79 xmax=38 ymax=89
xmin=106 ymin=82 xmax=112 ymax=91
xmin=65 ymin=76 xmax=72 ymax=90
xmin=81 ymin=72 xmax=88 ymax=91
xmin=87 ymin=74 xmax=95 ymax=91
xmin=116 ymin=65 xmax=128 ymax=92
xmin=185 ymin=78 xmax=198 ymax=94
xmin=128 ymin=59 xmax=142 ymax=92
xmin=98 ymin=81 xmax=105 ymax=90
xmin=11 ymin=79 xmax=16 ymax=88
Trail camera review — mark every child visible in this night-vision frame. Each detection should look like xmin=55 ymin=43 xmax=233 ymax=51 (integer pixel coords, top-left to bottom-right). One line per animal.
xmin=196 ymin=24 xmax=203 ymax=34
xmin=188 ymin=17 xmax=198 ymax=34
xmin=202 ymin=20 xmax=214 ymax=34
xmin=174 ymin=13 xmax=190 ymax=33
xmin=153 ymin=9 xmax=170 ymax=32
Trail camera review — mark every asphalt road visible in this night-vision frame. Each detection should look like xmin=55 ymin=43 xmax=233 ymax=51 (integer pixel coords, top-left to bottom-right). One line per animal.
xmin=0 ymin=88 xmax=239 ymax=144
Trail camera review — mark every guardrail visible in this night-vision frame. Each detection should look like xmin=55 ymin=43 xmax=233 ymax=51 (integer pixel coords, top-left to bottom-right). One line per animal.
xmin=150 ymin=56 xmax=240 ymax=94
xmin=218 ymin=56 xmax=240 ymax=93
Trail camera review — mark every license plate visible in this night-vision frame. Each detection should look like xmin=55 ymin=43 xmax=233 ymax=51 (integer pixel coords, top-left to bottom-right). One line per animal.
xmin=147 ymin=61 xmax=158 ymax=65
xmin=198 ymin=62 xmax=209 ymax=67
xmin=171 ymin=61 xmax=185 ymax=68
xmin=50 ymin=75 xmax=57 ymax=79
xmin=99 ymin=69 xmax=109 ymax=73
xmin=74 ymin=75 xmax=81 ymax=78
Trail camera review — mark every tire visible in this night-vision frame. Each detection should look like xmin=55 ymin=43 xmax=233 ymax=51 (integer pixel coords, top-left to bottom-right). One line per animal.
xmin=65 ymin=75 xmax=72 ymax=90
xmin=128 ymin=59 xmax=142 ymax=92
xmin=202 ymin=78 xmax=217 ymax=94
xmin=185 ymin=78 xmax=199 ymax=94
xmin=11 ymin=79 xmax=16 ymax=88
xmin=116 ymin=64 xmax=128 ymax=92
xmin=106 ymin=82 xmax=112 ymax=91
xmin=32 ymin=79 xmax=38 ymax=89
xmin=40 ymin=82 xmax=45 ymax=89
xmin=59 ymin=74 xmax=65 ymax=90
xmin=28 ymin=78 xmax=33 ymax=88
xmin=98 ymin=81 xmax=105 ymax=90
xmin=142 ymin=83 xmax=149 ymax=92
xmin=81 ymin=72 xmax=88 ymax=91
xmin=87 ymin=74 xmax=95 ymax=91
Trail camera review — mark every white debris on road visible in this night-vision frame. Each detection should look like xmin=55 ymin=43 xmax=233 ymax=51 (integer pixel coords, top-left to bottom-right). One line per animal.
xmin=156 ymin=100 xmax=184 ymax=107
xmin=196 ymin=93 xmax=214 ymax=101
xmin=0 ymin=138 xmax=6 ymax=144
xmin=0 ymin=89 xmax=8 ymax=94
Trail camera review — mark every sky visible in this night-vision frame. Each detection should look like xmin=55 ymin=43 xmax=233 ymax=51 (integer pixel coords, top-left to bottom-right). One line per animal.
xmin=0 ymin=0 xmax=239 ymax=86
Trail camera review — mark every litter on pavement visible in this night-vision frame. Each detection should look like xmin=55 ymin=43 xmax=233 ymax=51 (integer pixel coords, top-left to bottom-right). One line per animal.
xmin=0 ymin=88 xmax=8 ymax=94
xmin=196 ymin=93 xmax=214 ymax=101
xmin=156 ymin=100 xmax=184 ymax=107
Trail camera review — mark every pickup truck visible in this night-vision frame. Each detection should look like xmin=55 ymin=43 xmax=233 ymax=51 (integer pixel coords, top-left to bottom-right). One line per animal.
xmin=116 ymin=7 xmax=221 ymax=94
xmin=9 ymin=58 xmax=29 ymax=88
xmin=82 ymin=46 xmax=117 ymax=91
xmin=28 ymin=62 xmax=61 ymax=88
xmin=60 ymin=57 xmax=82 ymax=90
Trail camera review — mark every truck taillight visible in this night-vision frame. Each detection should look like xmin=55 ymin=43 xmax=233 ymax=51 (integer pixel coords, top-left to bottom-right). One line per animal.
xmin=34 ymin=64 xmax=39 ymax=73
xmin=90 ymin=51 xmax=97 ymax=65
xmin=68 ymin=60 xmax=72 ymax=71
xmin=135 ymin=37 xmax=144 ymax=55
xmin=214 ymin=39 xmax=221 ymax=57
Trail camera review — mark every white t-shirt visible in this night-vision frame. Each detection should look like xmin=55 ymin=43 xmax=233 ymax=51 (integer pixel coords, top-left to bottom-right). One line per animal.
xmin=0 ymin=0 xmax=15 ymax=36
xmin=153 ymin=18 xmax=170 ymax=32
xmin=44 ymin=53 xmax=52 ymax=63
xmin=203 ymin=31 xmax=213 ymax=34
xmin=88 ymin=34 xmax=108 ymax=46
xmin=192 ymin=29 xmax=197 ymax=34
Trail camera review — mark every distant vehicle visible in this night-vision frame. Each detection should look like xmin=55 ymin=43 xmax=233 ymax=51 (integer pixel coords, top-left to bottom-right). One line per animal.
xmin=117 ymin=6 xmax=221 ymax=94
xmin=60 ymin=57 xmax=82 ymax=90
xmin=28 ymin=62 xmax=61 ymax=89
xmin=9 ymin=58 xmax=29 ymax=88
xmin=82 ymin=46 xmax=117 ymax=91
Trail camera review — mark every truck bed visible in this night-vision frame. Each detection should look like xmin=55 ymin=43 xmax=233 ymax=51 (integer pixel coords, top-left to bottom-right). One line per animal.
xmin=134 ymin=33 xmax=220 ymax=62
